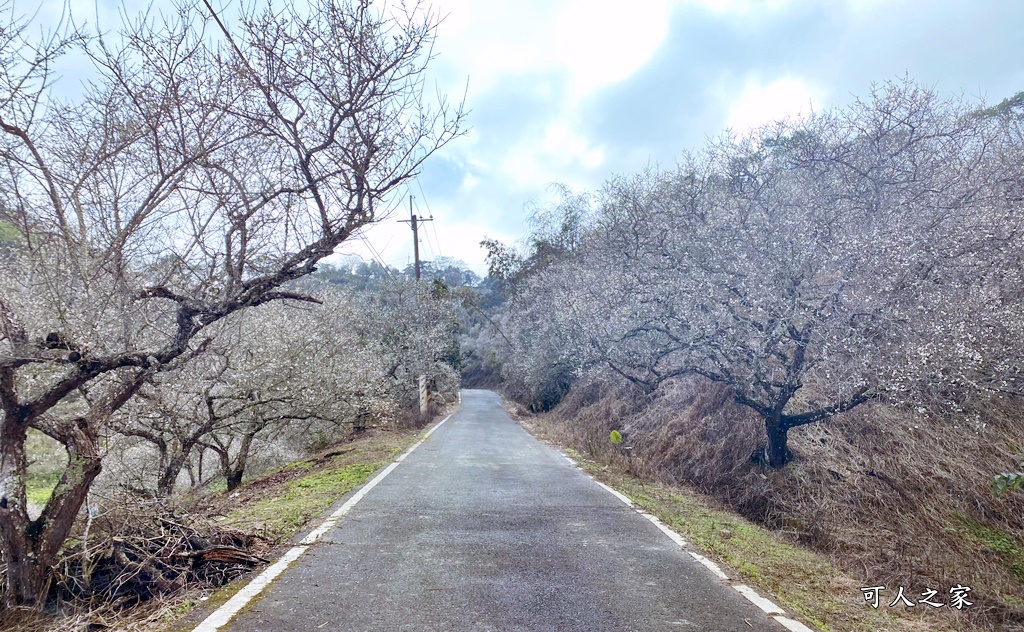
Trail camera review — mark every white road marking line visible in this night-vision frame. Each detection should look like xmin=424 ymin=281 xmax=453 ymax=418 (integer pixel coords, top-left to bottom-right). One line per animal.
xmin=773 ymin=615 xmax=816 ymax=632
xmin=300 ymin=462 xmax=401 ymax=544
xmin=422 ymin=415 xmax=451 ymax=439
xmin=558 ymin=450 xmax=817 ymax=630
xmin=636 ymin=511 xmax=689 ymax=547
xmin=192 ymin=545 xmax=308 ymax=632
xmin=592 ymin=479 xmax=636 ymax=507
xmin=733 ymin=584 xmax=784 ymax=615
xmin=688 ymin=551 xmax=730 ymax=581
xmin=191 ymin=414 xmax=453 ymax=632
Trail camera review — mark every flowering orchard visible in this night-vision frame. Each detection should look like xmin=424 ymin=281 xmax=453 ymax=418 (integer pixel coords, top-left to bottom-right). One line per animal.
xmin=112 ymin=283 xmax=458 ymax=497
xmin=492 ymin=81 xmax=1024 ymax=469
xmin=0 ymin=0 xmax=462 ymax=608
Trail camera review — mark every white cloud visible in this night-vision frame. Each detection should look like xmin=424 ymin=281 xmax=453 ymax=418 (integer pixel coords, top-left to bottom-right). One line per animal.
xmin=542 ymin=121 xmax=606 ymax=169
xmin=496 ymin=120 xmax=606 ymax=192
xmin=680 ymin=0 xmax=801 ymax=16
xmin=499 ymin=144 xmax=551 ymax=190
xmin=550 ymin=0 xmax=674 ymax=97
xmin=432 ymin=0 xmax=676 ymax=101
xmin=460 ymin=173 xmax=481 ymax=192
xmin=725 ymin=76 xmax=826 ymax=133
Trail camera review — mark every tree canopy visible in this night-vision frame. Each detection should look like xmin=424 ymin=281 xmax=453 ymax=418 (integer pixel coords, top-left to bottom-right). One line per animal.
xmin=486 ymin=80 xmax=1024 ymax=467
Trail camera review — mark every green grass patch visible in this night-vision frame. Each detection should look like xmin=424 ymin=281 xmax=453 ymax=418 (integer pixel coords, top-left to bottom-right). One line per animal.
xmin=224 ymin=462 xmax=382 ymax=541
xmin=26 ymin=469 xmax=62 ymax=506
xmin=954 ymin=514 xmax=1024 ymax=582
xmin=0 ymin=220 xmax=22 ymax=244
xmin=25 ymin=429 xmax=66 ymax=507
xmin=212 ymin=427 xmax=421 ymax=545
xmin=164 ymin=599 xmax=195 ymax=620
xmin=550 ymin=451 xmax=942 ymax=631
xmin=283 ymin=460 xmax=315 ymax=472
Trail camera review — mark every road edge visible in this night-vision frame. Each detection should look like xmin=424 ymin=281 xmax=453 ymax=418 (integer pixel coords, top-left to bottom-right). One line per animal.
xmin=189 ymin=413 xmax=455 ymax=632
xmin=552 ymin=449 xmax=817 ymax=632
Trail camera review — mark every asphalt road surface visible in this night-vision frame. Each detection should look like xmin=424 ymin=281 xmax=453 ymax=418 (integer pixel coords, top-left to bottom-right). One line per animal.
xmin=219 ymin=389 xmax=792 ymax=631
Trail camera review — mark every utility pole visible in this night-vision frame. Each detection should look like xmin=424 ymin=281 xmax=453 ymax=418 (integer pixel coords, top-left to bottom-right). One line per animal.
xmin=398 ymin=195 xmax=432 ymax=280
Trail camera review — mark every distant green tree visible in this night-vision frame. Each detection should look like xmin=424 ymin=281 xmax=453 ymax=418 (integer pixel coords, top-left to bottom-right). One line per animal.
xmin=315 ymin=259 xmax=399 ymax=292
xmin=472 ymin=187 xmax=595 ymax=408
xmin=409 ymin=256 xmax=481 ymax=288
xmin=480 ymin=185 xmax=592 ymax=299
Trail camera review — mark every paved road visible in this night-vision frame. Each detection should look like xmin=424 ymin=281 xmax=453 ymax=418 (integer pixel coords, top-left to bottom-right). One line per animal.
xmin=221 ymin=389 xmax=790 ymax=631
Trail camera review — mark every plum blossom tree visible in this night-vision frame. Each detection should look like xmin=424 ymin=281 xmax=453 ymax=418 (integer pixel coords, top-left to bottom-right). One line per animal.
xmin=0 ymin=0 xmax=462 ymax=606
xmin=356 ymin=278 xmax=461 ymax=413
xmin=199 ymin=295 xmax=396 ymax=491
xmin=473 ymin=187 xmax=594 ymax=407
xmin=119 ymin=292 xmax=391 ymax=495
xmin=506 ymin=81 xmax=1024 ymax=467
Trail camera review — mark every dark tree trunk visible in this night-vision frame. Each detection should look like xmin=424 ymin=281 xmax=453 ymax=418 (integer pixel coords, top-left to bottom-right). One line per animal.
xmin=212 ymin=445 xmax=231 ymax=486
xmin=156 ymin=434 xmax=206 ymax=497
xmin=224 ymin=433 xmax=254 ymax=492
xmin=1 ymin=420 xmax=102 ymax=607
xmin=225 ymin=468 xmax=243 ymax=492
xmin=764 ymin=413 xmax=790 ymax=468
xmin=0 ymin=415 xmax=35 ymax=606
xmin=156 ymin=453 xmax=186 ymax=497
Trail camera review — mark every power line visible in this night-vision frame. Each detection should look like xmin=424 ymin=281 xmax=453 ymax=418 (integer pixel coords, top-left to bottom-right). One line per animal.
xmin=357 ymin=234 xmax=393 ymax=276
xmin=376 ymin=230 xmax=397 ymax=257
xmin=415 ymin=179 xmax=432 ymax=216
xmin=429 ymin=218 xmax=444 ymax=261
xmin=415 ymin=178 xmax=445 ymax=260
xmin=423 ymin=227 xmax=437 ymax=261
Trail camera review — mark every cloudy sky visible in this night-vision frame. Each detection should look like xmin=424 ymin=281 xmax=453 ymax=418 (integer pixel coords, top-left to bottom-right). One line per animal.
xmin=43 ymin=0 xmax=1024 ymax=276
xmin=330 ymin=0 xmax=1024 ymax=277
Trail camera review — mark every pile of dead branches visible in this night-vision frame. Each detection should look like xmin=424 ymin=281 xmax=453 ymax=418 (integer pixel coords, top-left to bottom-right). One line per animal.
xmin=52 ymin=502 xmax=268 ymax=608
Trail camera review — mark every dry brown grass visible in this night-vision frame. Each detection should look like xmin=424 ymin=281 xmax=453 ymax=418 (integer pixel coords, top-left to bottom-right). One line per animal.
xmin=0 ymin=599 xmax=183 ymax=632
xmin=534 ymin=376 xmax=1024 ymax=631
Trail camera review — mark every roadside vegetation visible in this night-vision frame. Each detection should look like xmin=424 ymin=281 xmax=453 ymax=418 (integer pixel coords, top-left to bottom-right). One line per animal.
xmin=521 ymin=411 xmax=950 ymax=631
xmin=2 ymin=265 xmax=466 ymax=629
xmin=514 ymin=389 xmax=1023 ymax=631
xmin=0 ymin=0 xmax=466 ymax=620
xmin=2 ymin=255 xmax=473 ymax=632
xmin=4 ymin=425 xmax=425 ymax=632
xmin=467 ymin=82 xmax=1024 ymax=631
xmin=208 ymin=429 xmax=416 ymax=543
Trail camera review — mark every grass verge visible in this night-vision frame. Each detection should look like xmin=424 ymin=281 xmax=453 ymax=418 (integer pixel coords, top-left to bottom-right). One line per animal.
xmin=223 ymin=461 xmax=383 ymax=541
xmin=521 ymin=424 xmax=952 ymax=632
xmin=193 ymin=427 xmax=420 ymax=544
xmin=952 ymin=514 xmax=1024 ymax=585
xmin=158 ymin=426 xmax=426 ymax=632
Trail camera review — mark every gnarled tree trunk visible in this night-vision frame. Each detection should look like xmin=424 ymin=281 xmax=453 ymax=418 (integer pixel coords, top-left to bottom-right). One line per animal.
xmin=1 ymin=417 xmax=102 ymax=606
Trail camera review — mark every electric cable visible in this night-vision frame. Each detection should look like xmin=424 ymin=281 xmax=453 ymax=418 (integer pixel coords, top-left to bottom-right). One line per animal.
xmin=416 ymin=178 xmax=445 ymax=259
